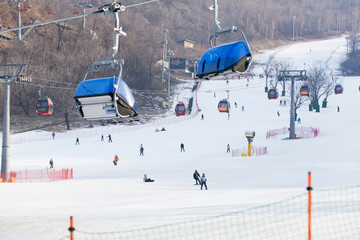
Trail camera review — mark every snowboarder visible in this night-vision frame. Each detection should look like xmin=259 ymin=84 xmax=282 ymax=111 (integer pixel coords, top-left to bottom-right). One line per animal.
xmin=113 ymin=155 xmax=119 ymax=166
xmin=75 ymin=137 xmax=80 ymax=145
xmin=139 ymin=144 xmax=144 ymax=156
xmin=297 ymin=117 xmax=301 ymax=124
xmin=226 ymin=144 xmax=230 ymax=153
xmin=107 ymin=134 xmax=112 ymax=143
xmin=161 ymin=127 xmax=166 ymax=131
xmin=143 ymin=174 xmax=154 ymax=182
xmin=180 ymin=143 xmax=185 ymax=152
xmin=49 ymin=159 xmax=53 ymax=168
xmin=52 ymin=132 xmax=55 ymax=140
xmin=200 ymin=173 xmax=208 ymax=190
xmin=193 ymin=170 xmax=201 ymax=185
xmin=101 ymin=135 xmax=104 ymax=141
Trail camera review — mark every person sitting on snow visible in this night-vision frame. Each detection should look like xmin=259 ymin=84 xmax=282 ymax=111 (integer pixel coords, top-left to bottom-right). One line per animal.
xmin=143 ymin=174 xmax=154 ymax=182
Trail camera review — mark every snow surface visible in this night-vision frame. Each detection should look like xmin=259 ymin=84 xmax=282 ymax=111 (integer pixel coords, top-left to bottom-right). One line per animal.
xmin=1 ymin=36 xmax=360 ymax=240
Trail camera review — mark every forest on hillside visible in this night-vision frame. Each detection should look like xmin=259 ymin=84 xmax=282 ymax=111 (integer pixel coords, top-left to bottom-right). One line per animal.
xmin=0 ymin=0 xmax=360 ymax=129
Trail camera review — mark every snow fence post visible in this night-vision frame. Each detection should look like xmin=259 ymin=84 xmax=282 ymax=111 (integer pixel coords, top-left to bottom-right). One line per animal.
xmin=69 ymin=216 xmax=75 ymax=240
xmin=307 ymin=172 xmax=313 ymax=240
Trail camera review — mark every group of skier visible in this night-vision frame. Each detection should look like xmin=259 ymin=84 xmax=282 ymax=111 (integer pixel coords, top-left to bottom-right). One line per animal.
xmin=193 ymin=170 xmax=208 ymax=190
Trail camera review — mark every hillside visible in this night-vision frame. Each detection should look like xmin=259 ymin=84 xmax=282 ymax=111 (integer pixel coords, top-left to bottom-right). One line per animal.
xmin=0 ymin=0 xmax=358 ymax=132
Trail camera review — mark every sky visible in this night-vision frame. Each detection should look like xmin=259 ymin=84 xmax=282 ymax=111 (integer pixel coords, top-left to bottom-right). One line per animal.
xmin=0 ymin=35 xmax=359 ymax=240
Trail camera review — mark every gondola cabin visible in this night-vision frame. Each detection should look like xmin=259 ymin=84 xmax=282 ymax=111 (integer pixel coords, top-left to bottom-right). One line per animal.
xmin=73 ymin=10 xmax=84 ymax=15
xmin=300 ymin=86 xmax=310 ymax=96
xmin=196 ymin=41 xmax=252 ymax=79
xmin=267 ymin=89 xmax=279 ymax=100
xmin=74 ymin=77 xmax=137 ymax=120
xmin=175 ymin=102 xmax=186 ymax=116
xmin=36 ymin=98 xmax=54 ymax=115
xmin=334 ymin=84 xmax=343 ymax=94
xmin=48 ymin=9 xmax=60 ymax=14
xmin=218 ymin=100 xmax=230 ymax=113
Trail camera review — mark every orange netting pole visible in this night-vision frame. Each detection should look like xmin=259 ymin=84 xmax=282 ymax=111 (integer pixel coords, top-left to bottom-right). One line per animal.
xmin=69 ymin=216 xmax=75 ymax=240
xmin=307 ymin=171 xmax=313 ymax=240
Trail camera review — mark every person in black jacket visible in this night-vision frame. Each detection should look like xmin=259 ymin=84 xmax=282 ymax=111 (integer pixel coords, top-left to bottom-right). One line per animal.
xmin=193 ymin=170 xmax=201 ymax=185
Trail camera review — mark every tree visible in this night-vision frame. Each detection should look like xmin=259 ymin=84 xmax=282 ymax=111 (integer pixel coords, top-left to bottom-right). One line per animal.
xmin=306 ymin=62 xmax=335 ymax=110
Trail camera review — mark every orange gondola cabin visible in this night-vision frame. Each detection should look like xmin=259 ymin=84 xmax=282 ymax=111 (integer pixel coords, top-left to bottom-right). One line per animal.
xmin=36 ymin=98 xmax=54 ymax=115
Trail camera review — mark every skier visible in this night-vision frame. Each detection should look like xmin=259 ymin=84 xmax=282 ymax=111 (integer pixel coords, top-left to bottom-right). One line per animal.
xmin=75 ymin=137 xmax=80 ymax=145
xmin=337 ymin=106 xmax=340 ymax=112
xmin=52 ymin=132 xmax=55 ymax=140
xmin=226 ymin=144 xmax=230 ymax=153
xmin=49 ymin=159 xmax=53 ymax=168
xmin=193 ymin=170 xmax=201 ymax=185
xmin=234 ymin=102 xmax=238 ymax=108
xmin=200 ymin=173 xmax=208 ymax=190
xmin=277 ymin=110 xmax=280 ymax=116
xmin=214 ymin=92 xmax=216 ymax=98
xmin=242 ymin=105 xmax=244 ymax=111
xmin=113 ymin=155 xmax=119 ymax=166
xmin=143 ymin=174 xmax=154 ymax=182
xmin=180 ymin=143 xmax=185 ymax=152
xmin=201 ymin=114 xmax=204 ymax=120
xmin=228 ymin=112 xmax=230 ymax=120
xmin=101 ymin=135 xmax=104 ymax=141
xmin=107 ymin=134 xmax=112 ymax=143
xmin=139 ymin=144 xmax=144 ymax=156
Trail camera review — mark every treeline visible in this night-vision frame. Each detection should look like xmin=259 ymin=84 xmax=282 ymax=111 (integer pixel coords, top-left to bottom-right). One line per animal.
xmin=0 ymin=0 xmax=360 ymax=118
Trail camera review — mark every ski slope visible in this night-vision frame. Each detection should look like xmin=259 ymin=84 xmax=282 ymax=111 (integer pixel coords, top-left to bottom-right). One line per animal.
xmin=1 ymin=36 xmax=360 ymax=240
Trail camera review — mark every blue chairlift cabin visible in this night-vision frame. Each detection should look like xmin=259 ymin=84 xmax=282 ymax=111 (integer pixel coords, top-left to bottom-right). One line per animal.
xmin=196 ymin=41 xmax=252 ymax=79
xmin=74 ymin=76 xmax=137 ymax=120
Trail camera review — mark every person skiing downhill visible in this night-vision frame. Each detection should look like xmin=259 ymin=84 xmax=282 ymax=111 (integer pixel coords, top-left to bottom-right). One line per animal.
xmin=52 ymin=132 xmax=55 ymax=140
xmin=139 ymin=144 xmax=144 ymax=156
xmin=113 ymin=155 xmax=119 ymax=165
xmin=227 ymin=144 xmax=230 ymax=153
xmin=75 ymin=137 xmax=80 ymax=145
xmin=180 ymin=143 xmax=185 ymax=152
xmin=193 ymin=170 xmax=201 ymax=185
xmin=200 ymin=173 xmax=208 ymax=190
xmin=49 ymin=159 xmax=53 ymax=168
xmin=107 ymin=134 xmax=112 ymax=143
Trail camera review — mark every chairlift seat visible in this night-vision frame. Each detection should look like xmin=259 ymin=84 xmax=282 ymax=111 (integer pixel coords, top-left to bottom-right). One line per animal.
xmin=196 ymin=41 xmax=252 ymax=79
xmin=74 ymin=77 xmax=137 ymax=120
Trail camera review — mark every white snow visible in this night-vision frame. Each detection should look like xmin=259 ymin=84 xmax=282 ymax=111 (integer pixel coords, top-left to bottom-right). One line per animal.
xmin=1 ymin=35 xmax=360 ymax=240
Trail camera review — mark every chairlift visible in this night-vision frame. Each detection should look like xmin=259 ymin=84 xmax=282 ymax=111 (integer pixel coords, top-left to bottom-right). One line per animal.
xmin=300 ymin=85 xmax=310 ymax=96
xmin=36 ymin=98 xmax=54 ymax=115
xmin=334 ymin=84 xmax=343 ymax=94
xmin=218 ymin=99 xmax=230 ymax=113
xmin=74 ymin=8 xmax=137 ymax=120
xmin=196 ymin=0 xmax=252 ymax=79
xmin=74 ymin=61 xmax=137 ymax=120
xmin=267 ymin=89 xmax=278 ymax=100
xmin=175 ymin=102 xmax=186 ymax=116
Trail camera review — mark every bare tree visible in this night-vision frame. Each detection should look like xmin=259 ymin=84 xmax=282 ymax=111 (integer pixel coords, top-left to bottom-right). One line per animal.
xmin=306 ymin=62 xmax=335 ymax=110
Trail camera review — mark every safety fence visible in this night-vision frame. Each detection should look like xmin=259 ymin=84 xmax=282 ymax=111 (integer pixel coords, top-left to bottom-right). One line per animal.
xmin=8 ymin=81 xmax=203 ymax=145
xmin=0 ymin=168 xmax=73 ymax=183
xmin=231 ymin=146 xmax=268 ymax=157
xmin=59 ymin=179 xmax=360 ymax=239
xmin=266 ymin=126 xmax=320 ymax=139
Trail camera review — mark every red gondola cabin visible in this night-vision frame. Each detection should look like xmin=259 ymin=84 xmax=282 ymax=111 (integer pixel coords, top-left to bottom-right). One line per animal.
xmin=36 ymin=98 xmax=54 ymax=115
xmin=300 ymin=86 xmax=310 ymax=96
xmin=334 ymin=84 xmax=343 ymax=94
xmin=267 ymin=89 xmax=279 ymax=99
xmin=218 ymin=100 xmax=230 ymax=113
xmin=175 ymin=103 xmax=186 ymax=116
